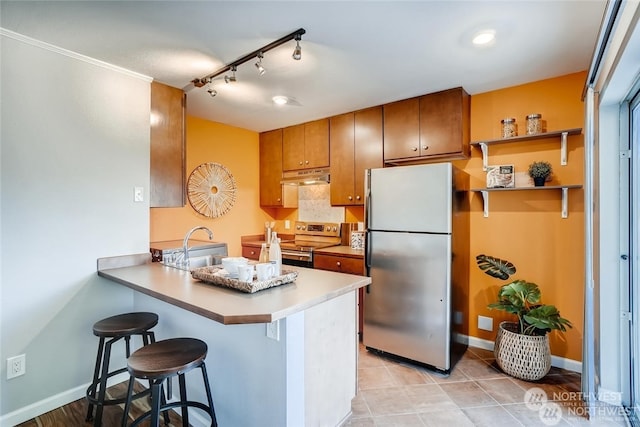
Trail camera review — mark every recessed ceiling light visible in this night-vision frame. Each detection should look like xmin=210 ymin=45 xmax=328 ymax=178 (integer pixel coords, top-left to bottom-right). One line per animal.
xmin=472 ymin=30 xmax=496 ymax=46
xmin=272 ymin=96 xmax=289 ymax=105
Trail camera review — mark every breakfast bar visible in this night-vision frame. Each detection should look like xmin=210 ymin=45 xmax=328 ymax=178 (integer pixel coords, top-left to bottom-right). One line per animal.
xmin=97 ymin=254 xmax=370 ymax=427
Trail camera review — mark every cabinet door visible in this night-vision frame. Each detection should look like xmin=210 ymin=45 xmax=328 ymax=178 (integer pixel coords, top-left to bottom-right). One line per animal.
xmin=330 ymin=113 xmax=356 ymax=205
xmin=419 ymin=87 xmax=470 ymax=157
xmin=150 ymin=82 xmax=185 ymax=207
xmin=282 ymin=124 xmax=305 ymax=171
xmin=304 ymin=118 xmax=330 ymax=169
xmin=260 ymin=129 xmax=284 ymax=206
xmin=354 ymin=106 xmax=383 ymax=203
xmin=383 ymin=97 xmax=420 ymax=161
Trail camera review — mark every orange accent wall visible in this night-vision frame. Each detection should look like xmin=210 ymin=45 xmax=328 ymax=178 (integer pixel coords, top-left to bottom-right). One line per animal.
xmin=150 ymin=116 xmax=272 ymax=256
xmin=458 ymin=71 xmax=586 ymax=361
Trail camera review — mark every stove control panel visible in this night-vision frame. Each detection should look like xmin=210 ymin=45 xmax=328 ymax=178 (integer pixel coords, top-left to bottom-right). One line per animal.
xmin=294 ymin=221 xmax=341 ymax=237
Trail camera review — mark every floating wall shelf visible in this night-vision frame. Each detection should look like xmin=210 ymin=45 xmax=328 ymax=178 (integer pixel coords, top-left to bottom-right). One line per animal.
xmin=471 ymin=128 xmax=583 ymax=171
xmin=470 ymin=185 xmax=583 ymax=218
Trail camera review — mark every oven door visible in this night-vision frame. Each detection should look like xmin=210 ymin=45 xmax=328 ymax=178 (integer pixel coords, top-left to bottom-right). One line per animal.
xmin=281 ymin=250 xmax=313 ymax=268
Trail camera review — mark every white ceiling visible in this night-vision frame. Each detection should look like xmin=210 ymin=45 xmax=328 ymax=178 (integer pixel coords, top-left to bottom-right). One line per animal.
xmin=0 ymin=1 xmax=606 ymax=132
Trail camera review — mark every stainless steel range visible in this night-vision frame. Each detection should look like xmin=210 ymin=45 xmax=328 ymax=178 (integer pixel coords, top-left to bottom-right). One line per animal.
xmin=279 ymin=221 xmax=342 ymax=267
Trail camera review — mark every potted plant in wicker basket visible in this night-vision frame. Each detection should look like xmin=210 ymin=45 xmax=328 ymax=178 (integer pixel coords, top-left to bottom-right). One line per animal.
xmin=476 ymin=254 xmax=572 ymax=381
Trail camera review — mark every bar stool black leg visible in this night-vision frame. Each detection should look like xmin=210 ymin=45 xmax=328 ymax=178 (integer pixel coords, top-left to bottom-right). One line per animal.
xmin=121 ymin=376 xmax=135 ymax=427
xmin=178 ymin=373 xmax=189 ymax=427
xmin=86 ymin=337 xmax=106 ymax=422
xmin=94 ymin=336 xmax=117 ymax=427
xmin=150 ymin=379 xmax=163 ymax=427
xmin=200 ymin=363 xmax=218 ymax=427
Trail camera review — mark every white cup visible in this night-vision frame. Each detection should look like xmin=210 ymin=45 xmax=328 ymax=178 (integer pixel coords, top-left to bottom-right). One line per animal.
xmin=237 ymin=265 xmax=254 ymax=283
xmin=256 ymin=263 xmax=274 ymax=281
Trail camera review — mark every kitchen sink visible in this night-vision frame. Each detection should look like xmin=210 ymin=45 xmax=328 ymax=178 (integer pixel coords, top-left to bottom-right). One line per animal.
xmin=163 ymin=253 xmax=224 ymax=271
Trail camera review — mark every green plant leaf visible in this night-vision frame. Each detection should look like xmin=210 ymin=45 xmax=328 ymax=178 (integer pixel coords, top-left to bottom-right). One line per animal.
xmin=476 ymin=254 xmax=516 ymax=280
xmin=524 ymin=305 xmax=573 ymax=333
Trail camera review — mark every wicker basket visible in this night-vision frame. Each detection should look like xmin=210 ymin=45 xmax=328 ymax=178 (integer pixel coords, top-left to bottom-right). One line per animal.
xmin=494 ymin=321 xmax=551 ymax=381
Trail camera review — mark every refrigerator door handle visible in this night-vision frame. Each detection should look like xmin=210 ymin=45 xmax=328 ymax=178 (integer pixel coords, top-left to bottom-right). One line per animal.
xmin=364 ymin=169 xmax=372 ymax=230
xmin=365 ymin=230 xmax=372 ymax=293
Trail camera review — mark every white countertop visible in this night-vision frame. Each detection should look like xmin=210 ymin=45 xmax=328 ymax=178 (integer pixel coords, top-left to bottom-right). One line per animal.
xmin=97 ymin=254 xmax=370 ymax=325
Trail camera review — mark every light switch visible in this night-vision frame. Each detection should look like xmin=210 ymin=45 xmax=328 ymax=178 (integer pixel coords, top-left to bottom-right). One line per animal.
xmin=134 ymin=187 xmax=144 ymax=202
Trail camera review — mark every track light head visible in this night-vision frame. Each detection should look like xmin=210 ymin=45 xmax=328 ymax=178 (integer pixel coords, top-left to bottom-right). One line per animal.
xmin=225 ymin=66 xmax=237 ymax=84
xmin=255 ymin=52 xmax=266 ymax=76
xmin=292 ymin=35 xmax=302 ymax=60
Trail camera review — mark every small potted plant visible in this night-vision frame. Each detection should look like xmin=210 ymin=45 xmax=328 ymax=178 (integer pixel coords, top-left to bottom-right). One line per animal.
xmin=528 ymin=160 xmax=552 ymax=186
xmin=476 ymin=254 xmax=572 ymax=380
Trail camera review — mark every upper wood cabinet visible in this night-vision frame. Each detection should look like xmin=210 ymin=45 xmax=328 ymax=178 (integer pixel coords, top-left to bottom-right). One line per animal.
xmin=330 ymin=106 xmax=383 ymax=206
xmin=383 ymin=87 xmax=470 ymax=164
xmin=150 ymin=81 xmax=186 ymax=207
xmin=259 ymin=129 xmax=298 ymax=208
xmin=282 ymin=118 xmax=329 ymax=171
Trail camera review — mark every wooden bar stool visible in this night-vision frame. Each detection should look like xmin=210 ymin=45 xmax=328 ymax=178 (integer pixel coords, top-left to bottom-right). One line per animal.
xmin=121 ymin=337 xmax=218 ymax=427
xmin=85 ymin=312 xmax=160 ymax=427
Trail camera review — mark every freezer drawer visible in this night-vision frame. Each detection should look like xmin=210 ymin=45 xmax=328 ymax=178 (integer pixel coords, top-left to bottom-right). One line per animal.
xmin=363 ymin=231 xmax=451 ymax=370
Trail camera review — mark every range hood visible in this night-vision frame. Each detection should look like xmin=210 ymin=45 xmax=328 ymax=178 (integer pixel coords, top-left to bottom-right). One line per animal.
xmin=281 ymin=168 xmax=330 ymax=186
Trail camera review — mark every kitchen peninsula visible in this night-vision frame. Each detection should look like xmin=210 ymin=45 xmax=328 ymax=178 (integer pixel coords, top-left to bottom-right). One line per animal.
xmin=97 ymin=254 xmax=370 ymax=427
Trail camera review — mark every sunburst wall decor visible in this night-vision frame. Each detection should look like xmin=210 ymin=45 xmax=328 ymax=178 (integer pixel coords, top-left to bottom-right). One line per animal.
xmin=187 ymin=162 xmax=237 ymax=218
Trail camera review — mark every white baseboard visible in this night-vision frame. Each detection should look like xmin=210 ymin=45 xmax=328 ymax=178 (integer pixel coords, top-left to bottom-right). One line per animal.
xmin=466 ymin=335 xmax=582 ymax=373
xmin=0 ymin=372 xmax=129 ymax=427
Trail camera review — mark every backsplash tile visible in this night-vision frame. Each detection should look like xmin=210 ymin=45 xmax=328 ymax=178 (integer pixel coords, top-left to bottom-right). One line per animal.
xmin=298 ymin=184 xmax=345 ymax=223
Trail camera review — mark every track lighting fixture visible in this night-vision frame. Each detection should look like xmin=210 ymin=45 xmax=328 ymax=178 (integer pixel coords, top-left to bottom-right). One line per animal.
xmin=207 ymin=87 xmax=217 ymax=97
xmin=224 ymin=66 xmax=237 ymax=84
xmin=188 ymin=28 xmax=306 ymax=95
xmin=255 ymin=52 xmax=266 ymax=76
xmin=292 ymin=35 xmax=302 ymax=60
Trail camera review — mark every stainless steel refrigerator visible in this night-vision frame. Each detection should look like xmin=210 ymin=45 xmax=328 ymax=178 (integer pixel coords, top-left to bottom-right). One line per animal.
xmin=363 ymin=162 xmax=469 ymax=372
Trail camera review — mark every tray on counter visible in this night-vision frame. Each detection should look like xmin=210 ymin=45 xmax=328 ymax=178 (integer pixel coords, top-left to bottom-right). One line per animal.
xmin=191 ymin=266 xmax=298 ymax=293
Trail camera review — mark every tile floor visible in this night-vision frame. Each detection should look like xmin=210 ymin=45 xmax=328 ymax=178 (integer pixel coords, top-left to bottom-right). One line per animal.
xmin=346 ymin=344 xmax=630 ymax=427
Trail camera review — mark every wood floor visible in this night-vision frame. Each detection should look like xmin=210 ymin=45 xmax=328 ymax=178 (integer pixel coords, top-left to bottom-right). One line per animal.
xmin=16 ymin=381 xmax=184 ymax=427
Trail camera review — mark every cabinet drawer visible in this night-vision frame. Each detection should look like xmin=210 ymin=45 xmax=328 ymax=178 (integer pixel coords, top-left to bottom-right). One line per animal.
xmin=242 ymin=246 xmax=260 ymax=261
xmin=314 ymin=254 xmax=364 ymax=275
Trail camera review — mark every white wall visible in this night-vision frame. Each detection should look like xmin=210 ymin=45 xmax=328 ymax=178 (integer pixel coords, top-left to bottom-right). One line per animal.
xmin=0 ymin=31 xmax=151 ymax=424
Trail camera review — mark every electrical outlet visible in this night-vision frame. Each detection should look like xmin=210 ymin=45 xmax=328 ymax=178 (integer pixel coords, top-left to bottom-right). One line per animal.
xmin=266 ymin=320 xmax=280 ymax=341
xmin=478 ymin=315 xmax=493 ymax=331
xmin=7 ymin=354 xmax=25 ymax=379
xmin=284 ymin=220 xmax=290 ymax=229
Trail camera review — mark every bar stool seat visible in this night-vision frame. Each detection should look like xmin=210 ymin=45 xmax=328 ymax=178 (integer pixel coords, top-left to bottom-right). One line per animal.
xmin=86 ymin=312 xmax=159 ymax=427
xmin=122 ymin=337 xmax=218 ymax=427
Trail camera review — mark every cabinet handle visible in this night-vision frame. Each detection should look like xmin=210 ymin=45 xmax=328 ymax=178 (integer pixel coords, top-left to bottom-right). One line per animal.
xmin=251 ymin=250 xmax=256 ymax=255
xmin=336 ymin=261 xmax=341 ymax=267
xmin=277 ymin=198 xmax=281 ymax=202
xmin=305 ymin=160 xmax=309 ymax=164
xmin=348 ymin=196 xmax=353 ymax=201
xmin=423 ymin=145 xmax=429 ymax=150
xmin=412 ymin=147 xmax=418 ymax=151
xmin=299 ymin=161 xmax=303 ymax=165
xmin=356 ymin=195 xmax=361 ymax=201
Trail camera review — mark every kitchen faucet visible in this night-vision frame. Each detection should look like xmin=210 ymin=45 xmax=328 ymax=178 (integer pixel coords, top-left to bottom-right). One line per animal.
xmin=181 ymin=226 xmax=214 ymax=269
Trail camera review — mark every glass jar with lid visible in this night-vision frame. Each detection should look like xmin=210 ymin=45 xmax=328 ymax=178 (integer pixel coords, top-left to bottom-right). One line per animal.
xmin=501 ymin=118 xmax=517 ymax=138
xmin=526 ymin=114 xmax=542 ymax=135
